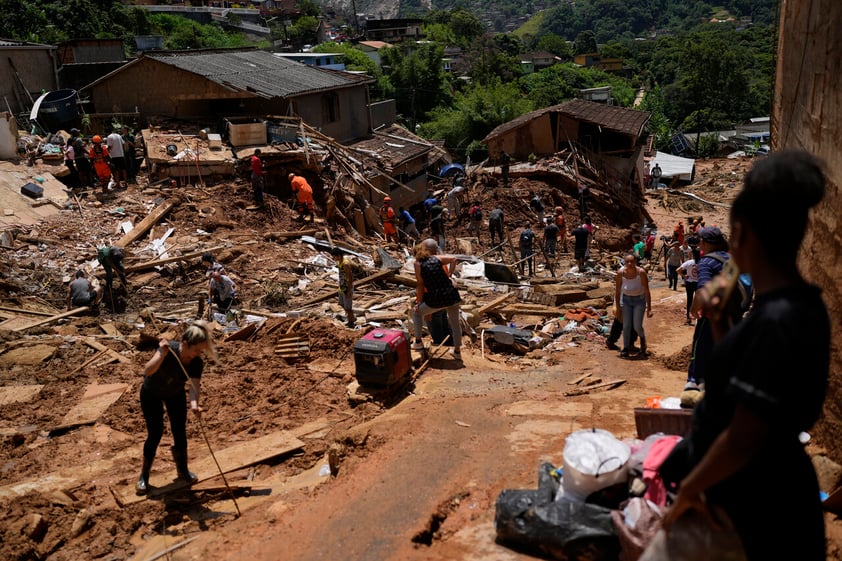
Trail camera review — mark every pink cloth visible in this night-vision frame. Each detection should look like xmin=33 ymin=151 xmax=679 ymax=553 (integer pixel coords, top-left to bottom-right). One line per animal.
xmin=642 ymin=435 xmax=682 ymax=506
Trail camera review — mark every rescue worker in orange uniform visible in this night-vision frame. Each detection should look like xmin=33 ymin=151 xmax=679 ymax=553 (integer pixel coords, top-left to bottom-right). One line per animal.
xmin=89 ymin=135 xmax=112 ymax=192
xmin=379 ymin=196 xmax=397 ymax=244
xmin=673 ymin=220 xmax=685 ymax=244
xmin=288 ymin=173 xmax=314 ymax=222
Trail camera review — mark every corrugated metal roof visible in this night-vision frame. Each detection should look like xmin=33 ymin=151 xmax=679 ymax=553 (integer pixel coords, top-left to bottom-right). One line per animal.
xmin=0 ymin=38 xmax=54 ymax=48
xmin=483 ymin=99 xmax=650 ymax=143
xmin=347 ymin=124 xmax=434 ymax=169
xmin=145 ymin=49 xmax=370 ymax=98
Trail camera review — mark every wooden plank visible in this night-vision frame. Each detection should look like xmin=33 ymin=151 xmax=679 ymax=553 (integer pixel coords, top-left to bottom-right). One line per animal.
xmin=82 ymin=338 xmax=133 ymax=365
xmin=497 ymin=304 xmax=568 ymax=318
xmin=0 ymin=305 xmax=56 ymax=317
xmin=296 ymin=269 xmax=394 ymax=308
xmin=563 ymin=379 xmax=626 ymax=397
xmin=0 ymin=316 xmax=36 ymax=330
xmin=264 ymin=230 xmax=317 ymax=241
xmin=224 ymin=321 xmax=262 ymax=342
xmin=11 ymin=307 xmax=90 ymax=332
xmin=123 ymin=245 xmax=225 ymax=274
xmin=0 ymin=385 xmax=44 ymax=405
xmin=118 ymin=430 xmax=305 ymax=505
xmin=99 ymin=323 xmax=121 ymax=337
xmin=51 ymin=383 xmax=130 ymax=432
xmin=114 ymin=199 xmax=176 ymax=249
xmin=475 ymin=292 xmax=515 ymax=316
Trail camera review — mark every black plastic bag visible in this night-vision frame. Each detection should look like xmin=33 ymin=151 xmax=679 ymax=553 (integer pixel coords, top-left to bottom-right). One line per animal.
xmin=495 ymin=463 xmax=620 ymax=561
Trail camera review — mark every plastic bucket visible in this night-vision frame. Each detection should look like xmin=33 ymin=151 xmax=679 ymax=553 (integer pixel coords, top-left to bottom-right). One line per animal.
xmin=560 ymin=428 xmax=630 ymax=502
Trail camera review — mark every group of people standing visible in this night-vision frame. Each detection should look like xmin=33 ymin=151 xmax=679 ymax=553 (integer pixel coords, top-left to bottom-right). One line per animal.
xmin=64 ymin=126 xmax=137 ymax=192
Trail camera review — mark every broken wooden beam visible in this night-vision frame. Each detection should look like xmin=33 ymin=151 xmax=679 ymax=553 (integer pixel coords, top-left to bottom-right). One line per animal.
xmin=0 ymin=305 xmax=56 ymax=317
xmin=296 ymin=269 xmax=394 ymax=308
xmin=475 ymin=292 xmax=515 ymax=316
xmin=11 ymin=307 xmax=91 ymax=332
xmin=123 ymin=245 xmax=225 ymax=273
xmin=82 ymin=338 xmax=133 ymax=365
xmin=114 ymin=199 xmax=177 ymax=248
xmin=563 ymin=379 xmax=626 ymax=397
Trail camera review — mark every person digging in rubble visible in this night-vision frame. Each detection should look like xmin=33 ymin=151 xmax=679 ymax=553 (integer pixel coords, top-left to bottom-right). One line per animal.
xmin=554 ymin=207 xmax=568 ymax=253
xmin=518 ymin=222 xmax=536 ymax=277
xmin=411 ymin=239 xmax=463 ymax=362
xmin=97 ymin=245 xmax=128 ymax=294
xmin=398 ymin=206 xmax=419 ymax=244
xmin=529 ymin=191 xmax=545 ymax=226
xmin=571 ymin=223 xmax=590 ymax=271
xmin=332 ymin=247 xmax=355 ymax=328
xmin=89 ymin=135 xmax=113 ymax=192
xmin=289 ymin=172 xmax=315 ymax=222
xmin=209 ymin=270 xmax=236 ymax=313
xmin=614 ymin=253 xmax=652 ymax=358
xmin=136 ymin=321 xmax=215 ymax=495
xmin=429 ymin=207 xmax=446 ymax=252
xmin=468 ymin=200 xmax=483 ymax=242
xmin=659 ymin=149 xmax=829 ymax=561
xmin=66 ymin=270 xmax=98 ymax=310
xmin=379 ymin=196 xmax=398 ymax=244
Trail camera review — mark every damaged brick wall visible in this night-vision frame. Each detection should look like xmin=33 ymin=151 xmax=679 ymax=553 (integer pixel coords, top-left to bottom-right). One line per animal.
xmin=774 ymin=0 xmax=842 ymax=462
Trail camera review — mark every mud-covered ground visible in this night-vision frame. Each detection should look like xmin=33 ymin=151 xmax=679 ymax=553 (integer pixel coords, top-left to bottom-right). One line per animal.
xmin=2 ymin=155 xmax=841 ymax=561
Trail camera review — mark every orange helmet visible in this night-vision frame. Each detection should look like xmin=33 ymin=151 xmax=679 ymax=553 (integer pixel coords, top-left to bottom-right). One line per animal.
xmin=384 ymin=196 xmax=392 ymax=203
xmin=92 ymin=135 xmax=102 ymax=143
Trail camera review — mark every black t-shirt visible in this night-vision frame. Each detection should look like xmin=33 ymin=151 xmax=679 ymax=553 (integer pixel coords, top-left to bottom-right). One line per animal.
xmin=572 ymin=227 xmax=590 ymax=251
xmin=489 ymin=209 xmax=503 ymax=222
xmin=519 ymin=229 xmax=534 ymax=248
xmin=544 ymin=223 xmax=559 ymax=240
xmin=430 ymin=215 xmax=444 ymax=236
xmin=686 ymin=284 xmax=829 ymax=560
xmin=420 ymin=256 xmax=460 ymax=308
xmin=530 ymin=197 xmax=545 ymax=212
xmin=141 ymin=342 xmax=204 ymax=399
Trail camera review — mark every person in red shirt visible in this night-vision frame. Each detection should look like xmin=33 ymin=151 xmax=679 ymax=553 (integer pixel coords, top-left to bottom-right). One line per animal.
xmin=644 ymin=229 xmax=656 ymax=260
xmin=379 ymin=196 xmax=397 ymax=243
xmin=289 ymin=172 xmax=314 ymax=222
xmin=554 ymin=206 xmax=567 ymax=252
xmin=250 ymin=149 xmax=263 ymax=206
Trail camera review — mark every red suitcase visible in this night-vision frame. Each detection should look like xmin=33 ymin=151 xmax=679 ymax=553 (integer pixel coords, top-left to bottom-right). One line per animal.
xmin=353 ymin=329 xmax=412 ymax=387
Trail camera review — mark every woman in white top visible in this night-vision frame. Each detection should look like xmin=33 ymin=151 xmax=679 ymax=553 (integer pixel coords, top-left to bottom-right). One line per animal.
xmin=614 ymin=254 xmax=653 ymax=357
xmin=678 ymin=248 xmax=701 ymax=323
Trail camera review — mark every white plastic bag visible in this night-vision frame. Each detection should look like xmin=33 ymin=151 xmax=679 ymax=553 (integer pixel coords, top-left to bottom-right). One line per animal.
xmin=559 ymin=428 xmax=631 ymax=503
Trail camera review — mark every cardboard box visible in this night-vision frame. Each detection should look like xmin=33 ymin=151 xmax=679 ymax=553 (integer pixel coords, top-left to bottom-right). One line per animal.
xmin=226 ymin=119 xmax=266 ymax=147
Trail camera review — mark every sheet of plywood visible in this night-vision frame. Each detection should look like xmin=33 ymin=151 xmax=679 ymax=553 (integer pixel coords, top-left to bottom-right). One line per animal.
xmin=0 ymin=315 xmax=38 ymax=331
xmin=0 ymin=343 xmax=56 ymax=366
xmin=0 ymin=384 xmax=44 ymax=405
xmin=52 ymin=383 xmax=130 ymax=431
xmin=119 ymin=430 xmax=304 ymax=505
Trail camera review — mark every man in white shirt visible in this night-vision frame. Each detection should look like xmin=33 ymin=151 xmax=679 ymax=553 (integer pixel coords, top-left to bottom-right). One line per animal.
xmin=106 ymin=128 xmax=128 ymax=188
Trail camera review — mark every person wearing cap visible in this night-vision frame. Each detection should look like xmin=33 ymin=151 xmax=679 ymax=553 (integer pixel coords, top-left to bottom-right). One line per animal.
xmin=379 ymin=196 xmax=397 ymax=244
xmin=685 ymin=225 xmax=730 ymax=390
xmin=331 ymin=247 xmax=355 ymax=327
xmin=89 ymin=135 xmax=112 ymax=192
xmin=289 ymin=173 xmax=314 ymax=222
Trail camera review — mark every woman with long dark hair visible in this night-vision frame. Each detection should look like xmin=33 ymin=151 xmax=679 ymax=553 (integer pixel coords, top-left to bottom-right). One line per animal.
xmin=662 ymin=150 xmax=829 ymax=560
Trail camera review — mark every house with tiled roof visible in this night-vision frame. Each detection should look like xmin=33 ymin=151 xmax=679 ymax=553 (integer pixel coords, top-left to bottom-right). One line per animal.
xmin=82 ymin=48 xmax=375 ymax=142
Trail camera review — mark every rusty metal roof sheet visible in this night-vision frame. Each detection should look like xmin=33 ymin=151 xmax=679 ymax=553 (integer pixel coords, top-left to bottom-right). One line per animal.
xmin=483 ymin=99 xmax=651 ymax=143
xmin=347 ymin=124 xmax=435 ymax=170
xmin=143 ymin=49 xmax=371 ymax=98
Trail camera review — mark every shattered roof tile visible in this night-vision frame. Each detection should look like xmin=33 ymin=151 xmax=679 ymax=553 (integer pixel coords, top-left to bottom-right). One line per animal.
xmin=483 ymin=99 xmax=651 ymax=143
xmin=347 ymin=124 xmax=435 ymax=169
xmin=145 ymin=49 xmax=371 ymax=98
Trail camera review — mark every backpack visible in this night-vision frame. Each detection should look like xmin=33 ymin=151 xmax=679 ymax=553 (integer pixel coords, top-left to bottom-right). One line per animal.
xmin=471 ymin=206 xmax=483 ymax=221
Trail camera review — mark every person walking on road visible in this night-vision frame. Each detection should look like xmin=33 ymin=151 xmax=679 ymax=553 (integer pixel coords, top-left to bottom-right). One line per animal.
xmin=614 ymin=253 xmax=652 ymax=358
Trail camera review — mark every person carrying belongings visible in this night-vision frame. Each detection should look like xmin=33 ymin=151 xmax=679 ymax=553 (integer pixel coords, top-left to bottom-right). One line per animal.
xmin=97 ymin=245 xmax=127 ymax=293
xmin=89 ymin=135 xmax=113 ymax=192
xmin=66 ymin=270 xmax=99 ymax=310
xmin=136 ymin=321 xmax=215 ymax=495
xmin=289 ymin=172 xmax=315 ymax=222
